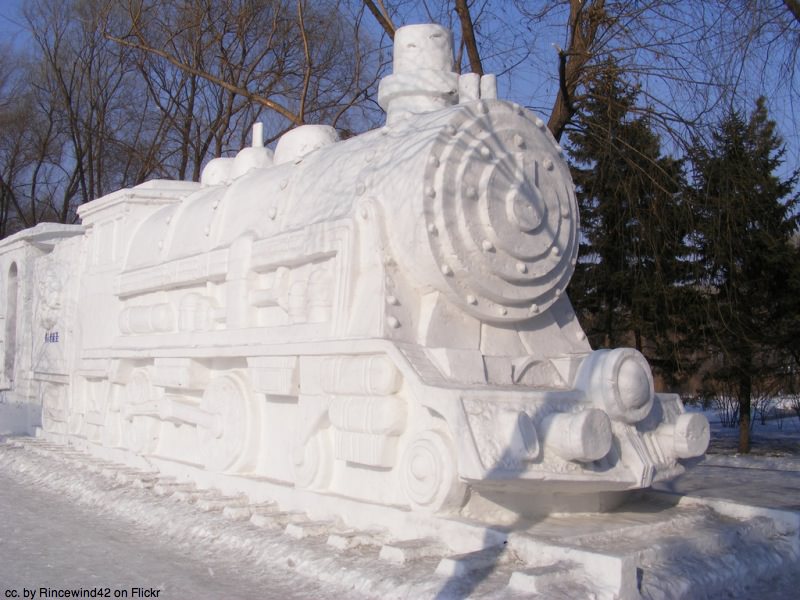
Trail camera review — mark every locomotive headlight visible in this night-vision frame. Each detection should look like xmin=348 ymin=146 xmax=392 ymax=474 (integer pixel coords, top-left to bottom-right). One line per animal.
xmin=616 ymin=357 xmax=653 ymax=415
xmin=587 ymin=348 xmax=655 ymax=424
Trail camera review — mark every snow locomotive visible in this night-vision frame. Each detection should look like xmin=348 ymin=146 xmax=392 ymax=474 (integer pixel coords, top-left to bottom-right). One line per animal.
xmin=0 ymin=24 xmax=708 ymax=514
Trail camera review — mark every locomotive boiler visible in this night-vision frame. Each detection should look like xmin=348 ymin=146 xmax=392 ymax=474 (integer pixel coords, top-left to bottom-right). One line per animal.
xmin=0 ymin=24 xmax=708 ymax=515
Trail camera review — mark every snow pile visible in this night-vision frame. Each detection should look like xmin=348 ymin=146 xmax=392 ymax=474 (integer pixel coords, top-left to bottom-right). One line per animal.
xmin=2 ymin=433 xmax=800 ymax=599
xmin=0 ymin=440 xmax=535 ymax=599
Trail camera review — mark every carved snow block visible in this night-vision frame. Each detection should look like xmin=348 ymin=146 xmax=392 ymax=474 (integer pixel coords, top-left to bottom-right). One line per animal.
xmin=333 ymin=431 xmax=399 ymax=468
xmin=320 ymin=355 xmax=402 ymax=396
xmin=328 ymin=395 xmax=406 ymax=435
xmin=462 ymin=398 xmax=540 ymax=472
xmin=379 ymin=539 xmax=445 ymax=564
xmin=329 ymin=395 xmax=406 ymax=467
xmin=248 ymin=356 xmax=298 ymax=396
xmin=119 ymin=303 xmax=175 ymax=334
xmin=151 ymin=358 xmax=210 ymax=390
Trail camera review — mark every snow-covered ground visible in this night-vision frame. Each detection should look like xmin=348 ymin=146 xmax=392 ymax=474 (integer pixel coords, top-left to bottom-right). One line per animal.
xmin=693 ymin=401 xmax=800 ymax=458
xmin=0 ymin=468 xmax=333 ymax=600
xmin=655 ymin=405 xmax=800 ymax=509
xmin=1 ymin=407 xmax=798 ymax=600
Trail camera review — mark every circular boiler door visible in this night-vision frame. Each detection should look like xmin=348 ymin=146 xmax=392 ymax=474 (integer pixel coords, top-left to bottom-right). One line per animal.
xmin=421 ymin=100 xmax=578 ymax=323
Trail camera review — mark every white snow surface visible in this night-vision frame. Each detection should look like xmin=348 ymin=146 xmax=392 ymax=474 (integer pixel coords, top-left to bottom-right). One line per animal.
xmin=1 ymin=416 xmax=799 ymax=600
xmin=0 ymin=438 xmax=529 ymax=599
xmin=658 ymin=406 xmax=800 ymax=511
xmin=0 ymin=443 xmax=341 ymax=599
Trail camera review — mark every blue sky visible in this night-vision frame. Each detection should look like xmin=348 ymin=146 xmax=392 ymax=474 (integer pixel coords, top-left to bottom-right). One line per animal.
xmin=0 ymin=0 xmax=796 ymax=181
xmin=0 ymin=0 xmax=27 ymax=49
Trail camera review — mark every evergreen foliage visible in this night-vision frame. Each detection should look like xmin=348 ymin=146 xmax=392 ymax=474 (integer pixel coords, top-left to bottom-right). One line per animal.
xmin=567 ymin=66 xmax=697 ymax=384
xmin=689 ymin=97 xmax=800 ymax=453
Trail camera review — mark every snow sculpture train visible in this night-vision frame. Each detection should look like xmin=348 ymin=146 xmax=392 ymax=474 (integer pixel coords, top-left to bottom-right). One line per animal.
xmin=0 ymin=24 xmax=708 ymax=514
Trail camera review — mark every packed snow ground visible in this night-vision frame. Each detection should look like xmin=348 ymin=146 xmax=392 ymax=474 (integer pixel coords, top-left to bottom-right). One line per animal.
xmin=660 ymin=405 xmax=800 ymax=511
xmin=0 ymin=469 xmax=332 ymax=600
xmin=0 ymin=406 xmax=798 ymax=600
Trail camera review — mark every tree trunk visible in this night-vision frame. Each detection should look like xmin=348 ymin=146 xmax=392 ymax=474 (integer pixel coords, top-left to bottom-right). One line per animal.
xmin=738 ymin=371 xmax=752 ymax=453
xmin=455 ymin=0 xmax=483 ymax=75
xmin=546 ymin=0 xmax=607 ymax=141
xmin=783 ymin=0 xmax=800 ymax=25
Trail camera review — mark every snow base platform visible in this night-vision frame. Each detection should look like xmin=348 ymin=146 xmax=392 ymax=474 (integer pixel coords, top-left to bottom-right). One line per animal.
xmin=2 ymin=434 xmax=798 ymax=599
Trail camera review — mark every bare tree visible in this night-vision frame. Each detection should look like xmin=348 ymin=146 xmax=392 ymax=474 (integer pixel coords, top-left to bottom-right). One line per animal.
xmin=21 ymin=0 xmax=160 ymax=216
xmin=105 ymin=0 xmax=384 ymax=158
xmin=0 ymin=44 xmax=29 ymax=235
xmin=0 ymin=0 xmax=384 ymax=238
xmin=360 ymin=0 xmax=799 ymax=153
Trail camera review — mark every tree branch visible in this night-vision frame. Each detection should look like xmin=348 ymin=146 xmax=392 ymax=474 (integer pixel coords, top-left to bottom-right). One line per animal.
xmin=297 ymin=0 xmax=312 ymax=124
xmin=363 ymin=0 xmax=395 ymax=39
xmin=104 ymin=32 xmax=303 ymax=125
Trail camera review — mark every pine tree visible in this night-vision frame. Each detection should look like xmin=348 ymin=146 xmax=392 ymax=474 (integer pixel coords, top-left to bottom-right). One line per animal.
xmin=689 ymin=98 xmax=800 ymax=453
xmin=567 ymin=66 xmax=696 ymax=383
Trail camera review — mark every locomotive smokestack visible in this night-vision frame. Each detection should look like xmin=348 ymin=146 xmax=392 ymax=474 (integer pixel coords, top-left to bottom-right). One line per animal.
xmin=378 ymin=24 xmax=459 ymax=125
xmin=251 ymin=122 xmax=264 ymax=148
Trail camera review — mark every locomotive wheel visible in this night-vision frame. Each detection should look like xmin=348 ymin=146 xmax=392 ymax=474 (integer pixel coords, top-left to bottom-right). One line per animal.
xmin=122 ymin=370 xmax=160 ymax=455
xmin=293 ymin=429 xmax=332 ymax=490
xmin=198 ymin=374 xmax=255 ymax=473
xmin=400 ymin=430 xmax=465 ymax=512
